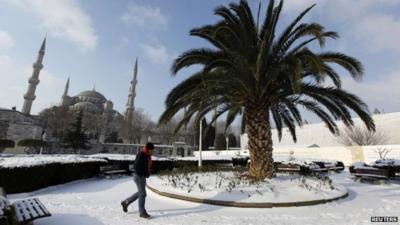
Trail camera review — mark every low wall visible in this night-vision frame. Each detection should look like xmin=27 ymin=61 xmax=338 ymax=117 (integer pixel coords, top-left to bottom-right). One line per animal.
xmin=194 ymin=145 xmax=400 ymax=166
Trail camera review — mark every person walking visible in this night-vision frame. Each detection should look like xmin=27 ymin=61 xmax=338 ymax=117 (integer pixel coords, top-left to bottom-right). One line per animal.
xmin=121 ymin=142 xmax=154 ymax=219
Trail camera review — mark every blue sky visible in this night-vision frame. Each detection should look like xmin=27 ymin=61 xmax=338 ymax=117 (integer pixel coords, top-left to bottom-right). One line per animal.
xmin=1 ymin=0 xmax=400 ymax=123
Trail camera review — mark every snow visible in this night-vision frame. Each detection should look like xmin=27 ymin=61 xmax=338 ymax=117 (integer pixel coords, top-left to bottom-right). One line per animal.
xmin=171 ymin=155 xmax=233 ymax=161
xmin=1 ymin=153 xmax=350 ymax=170
xmin=352 ymin=159 xmax=400 ymax=170
xmin=350 ymin=161 xmax=383 ymax=170
xmin=90 ymin=154 xmax=171 ymax=161
xmin=373 ymin=159 xmax=400 ymax=166
xmin=7 ymin=171 xmax=400 ymax=225
xmin=0 ymin=154 xmax=178 ymax=169
xmin=148 ymin=172 xmax=346 ymax=203
xmin=0 ymin=155 xmax=107 ymax=169
xmin=90 ymin=154 xmax=136 ymax=161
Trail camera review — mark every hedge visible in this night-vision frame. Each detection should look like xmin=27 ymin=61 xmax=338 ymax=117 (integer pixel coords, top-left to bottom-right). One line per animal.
xmin=103 ymin=159 xmax=175 ymax=174
xmin=0 ymin=158 xmax=234 ymax=194
xmin=0 ymin=162 xmax=105 ymax=194
xmin=0 ymin=140 xmax=14 ymax=149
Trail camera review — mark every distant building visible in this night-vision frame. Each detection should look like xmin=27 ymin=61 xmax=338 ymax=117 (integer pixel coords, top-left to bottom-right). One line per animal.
xmin=0 ymin=38 xmax=140 ymax=153
xmin=0 ymin=107 xmax=43 ymax=143
xmin=60 ymin=82 xmax=120 ymax=122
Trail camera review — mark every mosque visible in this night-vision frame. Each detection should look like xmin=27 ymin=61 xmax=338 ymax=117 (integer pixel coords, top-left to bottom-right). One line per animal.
xmin=0 ymin=38 xmax=139 ymax=146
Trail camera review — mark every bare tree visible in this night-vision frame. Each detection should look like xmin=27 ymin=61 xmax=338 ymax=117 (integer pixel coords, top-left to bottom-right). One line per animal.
xmin=338 ymin=126 xmax=389 ymax=146
xmin=39 ymin=106 xmax=74 ymax=148
xmin=155 ymin=118 xmax=178 ymax=145
xmin=120 ymin=109 xmax=154 ymax=144
xmin=375 ymin=147 xmax=391 ymax=160
xmin=81 ymin=112 xmax=106 ymax=143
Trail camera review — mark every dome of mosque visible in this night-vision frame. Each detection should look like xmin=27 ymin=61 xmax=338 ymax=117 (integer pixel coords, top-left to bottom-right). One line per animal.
xmin=71 ymin=102 xmax=102 ymax=113
xmin=75 ymin=90 xmax=107 ymax=104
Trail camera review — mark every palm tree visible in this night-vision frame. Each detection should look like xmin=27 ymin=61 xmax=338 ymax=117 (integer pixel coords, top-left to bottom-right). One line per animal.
xmin=159 ymin=0 xmax=375 ymax=179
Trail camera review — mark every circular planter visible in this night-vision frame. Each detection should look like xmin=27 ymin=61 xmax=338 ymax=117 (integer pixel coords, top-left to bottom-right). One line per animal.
xmin=147 ymin=183 xmax=348 ymax=208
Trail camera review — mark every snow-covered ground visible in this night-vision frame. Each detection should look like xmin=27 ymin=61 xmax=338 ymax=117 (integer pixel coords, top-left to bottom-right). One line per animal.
xmin=9 ymin=171 xmax=400 ymax=225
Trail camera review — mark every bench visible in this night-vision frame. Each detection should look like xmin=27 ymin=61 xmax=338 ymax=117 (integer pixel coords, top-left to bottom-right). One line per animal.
xmin=274 ymin=162 xmax=326 ymax=174
xmin=99 ymin=165 xmax=128 ymax=178
xmin=0 ymin=187 xmax=51 ymax=225
xmin=313 ymin=161 xmax=345 ymax=172
xmin=349 ymin=163 xmax=391 ymax=182
xmin=373 ymin=160 xmax=400 ymax=178
xmin=275 ymin=163 xmax=301 ymax=173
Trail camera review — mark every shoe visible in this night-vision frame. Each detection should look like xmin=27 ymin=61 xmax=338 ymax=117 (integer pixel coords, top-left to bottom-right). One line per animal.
xmin=121 ymin=201 xmax=128 ymax=213
xmin=139 ymin=212 xmax=151 ymax=219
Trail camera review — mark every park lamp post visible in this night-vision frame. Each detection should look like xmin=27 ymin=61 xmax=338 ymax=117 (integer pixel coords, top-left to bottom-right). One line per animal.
xmin=198 ymin=120 xmax=202 ymax=167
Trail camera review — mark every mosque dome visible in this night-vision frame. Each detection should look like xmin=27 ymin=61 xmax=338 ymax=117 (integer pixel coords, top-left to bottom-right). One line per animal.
xmin=71 ymin=102 xmax=102 ymax=114
xmin=75 ymin=90 xmax=107 ymax=105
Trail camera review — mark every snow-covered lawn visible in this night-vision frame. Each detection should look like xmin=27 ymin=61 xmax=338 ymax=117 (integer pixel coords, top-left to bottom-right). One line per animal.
xmin=8 ymin=171 xmax=400 ymax=225
xmin=149 ymin=171 xmax=346 ymax=203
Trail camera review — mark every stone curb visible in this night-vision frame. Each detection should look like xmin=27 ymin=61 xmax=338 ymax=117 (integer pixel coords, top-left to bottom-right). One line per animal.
xmin=147 ymin=184 xmax=348 ymax=208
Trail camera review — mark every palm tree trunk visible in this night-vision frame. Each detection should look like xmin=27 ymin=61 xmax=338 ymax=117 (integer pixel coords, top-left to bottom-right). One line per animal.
xmin=245 ymin=102 xmax=274 ymax=179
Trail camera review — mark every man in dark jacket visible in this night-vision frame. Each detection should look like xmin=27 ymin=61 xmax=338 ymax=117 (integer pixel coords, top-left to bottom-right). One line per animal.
xmin=121 ymin=142 xmax=154 ymax=219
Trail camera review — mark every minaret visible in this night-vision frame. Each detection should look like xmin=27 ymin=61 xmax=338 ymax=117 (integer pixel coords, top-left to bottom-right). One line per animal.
xmin=22 ymin=37 xmax=46 ymax=114
xmin=61 ymin=77 xmax=71 ymax=106
xmin=125 ymin=58 xmax=138 ymax=123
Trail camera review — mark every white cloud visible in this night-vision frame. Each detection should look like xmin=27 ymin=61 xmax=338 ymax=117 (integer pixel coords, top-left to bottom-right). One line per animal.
xmin=3 ymin=0 xmax=97 ymax=49
xmin=282 ymin=0 xmax=400 ymax=53
xmin=141 ymin=43 xmax=170 ymax=64
xmin=121 ymin=2 xmax=168 ymax=29
xmin=0 ymin=53 xmax=13 ymax=66
xmin=342 ymin=69 xmax=400 ymax=113
xmin=354 ymin=14 xmax=400 ymax=52
xmin=0 ymin=30 xmax=14 ymax=49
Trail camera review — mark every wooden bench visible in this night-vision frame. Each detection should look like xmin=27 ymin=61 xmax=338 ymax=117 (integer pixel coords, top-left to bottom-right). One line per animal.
xmin=313 ymin=161 xmax=344 ymax=172
xmin=275 ymin=161 xmax=325 ymax=174
xmin=99 ymin=165 xmax=128 ymax=178
xmin=275 ymin=163 xmax=301 ymax=173
xmin=349 ymin=164 xmax=391 ymax=182
xmin=0 ymin=187 xmax=51 ymax=225
xmin=373 ymin=160 xmax=400 ymax=178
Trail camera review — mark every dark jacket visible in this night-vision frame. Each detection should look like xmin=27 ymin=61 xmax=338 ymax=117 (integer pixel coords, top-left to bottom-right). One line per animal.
xmin=134 ymin=151 xmax=150 ymax=178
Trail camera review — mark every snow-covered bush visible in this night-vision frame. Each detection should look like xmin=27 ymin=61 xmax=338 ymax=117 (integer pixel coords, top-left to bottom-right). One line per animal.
xmin=158 ymin=169 xmax=335 ymax=195
xmin=296 ymin=174 xmax=335 ymax=192
xmin=0 ymin=196 xmax=16 ymax=225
